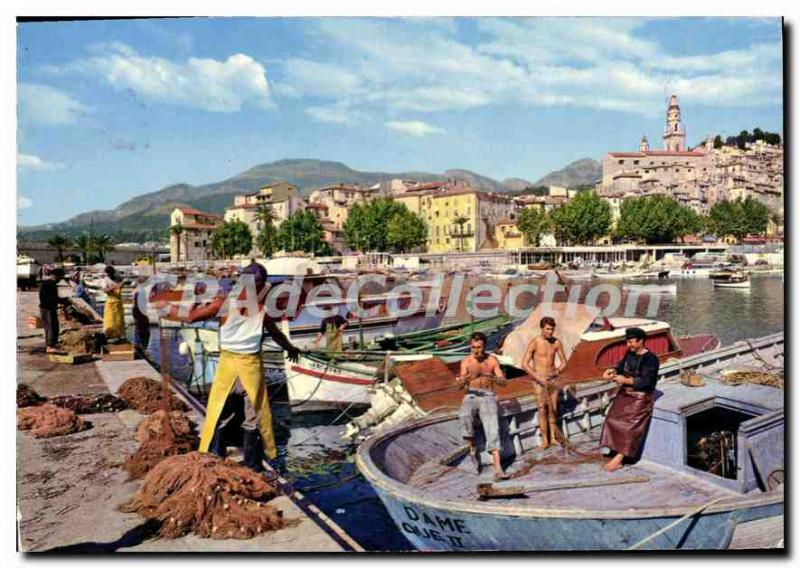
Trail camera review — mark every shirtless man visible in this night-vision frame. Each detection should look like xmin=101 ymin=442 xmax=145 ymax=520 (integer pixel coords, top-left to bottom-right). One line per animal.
xmin=456 ymin=332 xmax=510 ymax=480
xmin=522 ymin=317 xmax=567 ymax=449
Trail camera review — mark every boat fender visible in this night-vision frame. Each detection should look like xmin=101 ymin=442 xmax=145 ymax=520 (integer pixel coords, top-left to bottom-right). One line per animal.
xmin=178 ymin=341 xmax=190 ymax=356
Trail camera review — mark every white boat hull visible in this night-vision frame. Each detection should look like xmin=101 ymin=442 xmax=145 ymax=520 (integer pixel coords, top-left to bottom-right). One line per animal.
xmin=713 ymin=280 xmax=751 ymax=288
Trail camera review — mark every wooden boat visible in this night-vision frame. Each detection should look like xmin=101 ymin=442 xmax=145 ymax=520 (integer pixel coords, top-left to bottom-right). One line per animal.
xmin=711 ymin=269 xmax=751 ymax=289
xmin=17 ymin=255 xmax=40 ymax=289
xmin=622 ymin=282 xmax=677 ymax=295
xmin=179 ymin=315 xmax=514 ymax=409
xmin=345 ymin=304 xmax=720 ymax=438
xmin=356 ymin=333 xmax=784 ymax=550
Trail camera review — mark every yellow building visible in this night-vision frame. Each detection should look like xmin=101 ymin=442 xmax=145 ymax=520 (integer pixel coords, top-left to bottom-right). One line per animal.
xmin=494 ymin=219 xmax=524 ymax=250
xmin=395 ymin=181 xmax=517 ymax=253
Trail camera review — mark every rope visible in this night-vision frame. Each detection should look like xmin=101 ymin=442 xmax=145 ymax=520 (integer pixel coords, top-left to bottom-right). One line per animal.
xmin=625 ymin=496 xmax=728 ymax=550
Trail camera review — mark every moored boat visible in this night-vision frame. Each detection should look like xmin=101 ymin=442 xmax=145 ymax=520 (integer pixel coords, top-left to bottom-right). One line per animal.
xmin=356 ymin=333 xmax=784 ymax=551
xmin=710 ymin=269 xmax=751 ymax=289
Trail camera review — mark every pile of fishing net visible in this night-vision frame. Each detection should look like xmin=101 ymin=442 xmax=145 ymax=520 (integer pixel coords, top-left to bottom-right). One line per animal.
xmin=59 ymin=328 xmax=105 ymax=354
xmin=17 ymin=403 xmax=90 ymax=438
xmin=720 ymin=370 xmax=784 ymax=389
xmin=118 ymin=376 xmax=188 ymax=414
xmin=17 ymin=384 xmax=46 ymax=408
xmin=124 ymin=410 xmax=199 ymax=479
xmin=119 ymin=452 xmax=290 ymax=539
xmin=49 ymin=393 xmax=128 ymax=414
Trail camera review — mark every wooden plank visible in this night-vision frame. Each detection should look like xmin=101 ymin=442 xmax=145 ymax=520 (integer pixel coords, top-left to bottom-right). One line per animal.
xmin=477 ymin=475 xmax=651 ymax=500
xmin=729 ymin=515 xmax=783 ymax=549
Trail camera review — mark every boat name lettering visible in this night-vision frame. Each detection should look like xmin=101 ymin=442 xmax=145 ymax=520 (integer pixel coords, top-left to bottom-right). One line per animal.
xmin=401 ymin=506 xmax=470 ymax=546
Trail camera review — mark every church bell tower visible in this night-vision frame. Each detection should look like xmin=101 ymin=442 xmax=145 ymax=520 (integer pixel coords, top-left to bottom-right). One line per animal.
xmin=662 ymin=94 xmax=686 ymax=152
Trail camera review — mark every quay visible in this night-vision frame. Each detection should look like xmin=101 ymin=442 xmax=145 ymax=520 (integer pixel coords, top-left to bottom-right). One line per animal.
xmin=16 ymin=291 xmax=360 ymax=552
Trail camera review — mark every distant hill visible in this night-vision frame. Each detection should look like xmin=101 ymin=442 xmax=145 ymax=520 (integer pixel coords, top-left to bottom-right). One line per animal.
xmin=532 ymin=158 xmax=601 ymax=188
xmin=18 ymin=157 xmax=599 ymax=241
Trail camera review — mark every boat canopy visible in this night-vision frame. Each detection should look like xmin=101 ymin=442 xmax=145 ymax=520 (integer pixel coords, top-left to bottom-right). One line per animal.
xmin=500 ymin=303 xmax=600 ymax=370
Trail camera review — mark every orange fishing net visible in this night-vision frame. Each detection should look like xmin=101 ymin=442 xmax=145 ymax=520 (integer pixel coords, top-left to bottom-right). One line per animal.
xmin=17 ymin=384 xmax=45 ymax=408
xmin=119 ymin=452 xmax=290 ymax=539
xmin=17 ymin=403 xmax=89 ymax=438
xmin=124 ymin=410 xmax=199 ymax=479
xmin=118 ymin=376 xmax=187 ymax=414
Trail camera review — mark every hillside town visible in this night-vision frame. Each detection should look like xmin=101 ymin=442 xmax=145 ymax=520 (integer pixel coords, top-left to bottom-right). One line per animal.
xmin=162 ymin=95 xmax=783 ymax=263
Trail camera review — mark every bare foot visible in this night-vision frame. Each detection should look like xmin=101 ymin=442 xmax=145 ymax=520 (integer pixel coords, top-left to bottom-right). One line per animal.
xmin=540 ymin=439 xmax=550 ymax=450
xmin=603 ymin=454 xmax=624 ymax=472
xmin=494 ymin=471 xmax=510 ymax=481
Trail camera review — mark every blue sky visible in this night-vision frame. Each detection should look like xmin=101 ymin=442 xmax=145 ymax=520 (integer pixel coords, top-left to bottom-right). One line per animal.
xmin=17 ymin=17 xmax=783 ymax=226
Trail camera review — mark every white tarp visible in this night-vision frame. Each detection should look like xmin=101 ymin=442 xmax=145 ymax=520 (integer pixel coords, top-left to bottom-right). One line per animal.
xmin=499 ymin=303 xmax=601 ymax=370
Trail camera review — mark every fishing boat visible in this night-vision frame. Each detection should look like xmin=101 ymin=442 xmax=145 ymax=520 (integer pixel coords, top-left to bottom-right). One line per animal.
xmin=17 ymin=255 xmax=40 ymax=289
xmin=283 ymin=315 xmax=514 ymax=410
xmin=356 ymin=333 xmax=784 ymax=550
xmin=622 ymin=282 xmax=677 ymax=295
xmin=345 ymin=304 xmax=720 ymax=439
xmin=710 ymin=269 xmax=751 ymax=289
xmin=179 ymin=314 xmax=514 ymax=409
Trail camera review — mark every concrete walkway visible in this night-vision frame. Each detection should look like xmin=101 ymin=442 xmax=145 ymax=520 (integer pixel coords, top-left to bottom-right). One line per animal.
xmin=17 ymin=291 xmax=354 ymax=552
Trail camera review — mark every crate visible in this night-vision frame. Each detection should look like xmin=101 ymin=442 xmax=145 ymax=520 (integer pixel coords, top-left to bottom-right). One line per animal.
xmin=27 ymin=316 xmax=43 ymax=329
xmin=102 ymin=341 xmax=136 ymax=361
xmin=48 ymin=351 xmax=95 ymax=365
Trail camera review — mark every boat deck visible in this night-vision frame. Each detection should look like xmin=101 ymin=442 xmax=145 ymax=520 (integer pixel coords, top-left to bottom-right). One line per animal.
xmin=402 ymin=431 xmax=741 ymax=514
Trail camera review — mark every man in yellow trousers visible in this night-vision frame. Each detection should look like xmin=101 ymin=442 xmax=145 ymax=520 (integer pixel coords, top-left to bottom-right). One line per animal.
xmin=164 ymin=262 xmax=299 ymax=474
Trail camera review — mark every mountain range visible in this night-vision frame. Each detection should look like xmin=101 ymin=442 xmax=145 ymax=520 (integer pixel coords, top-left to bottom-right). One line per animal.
xmin=18 ymin=157 xmax=601 ymax=240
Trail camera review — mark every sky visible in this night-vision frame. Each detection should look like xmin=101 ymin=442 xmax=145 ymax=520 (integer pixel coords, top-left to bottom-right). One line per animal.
xmin=16 ymin=17 xmax=784 ymax=226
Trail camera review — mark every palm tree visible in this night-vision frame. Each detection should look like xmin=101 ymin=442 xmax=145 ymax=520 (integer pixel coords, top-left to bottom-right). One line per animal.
xmin=74 ymin=234 xmax=92 ymax=265
xmin=168 ymin=223 xmax=184 ymax=262
xmin=254 ymin=205 xmax=277 ymax=256
xmin=47 ymin=234 xmax=72 ymax=262
xmin=90 ymin=234 xmax=114 ymax=263
xmin=452 ymin=215 xmax=469 ymax=252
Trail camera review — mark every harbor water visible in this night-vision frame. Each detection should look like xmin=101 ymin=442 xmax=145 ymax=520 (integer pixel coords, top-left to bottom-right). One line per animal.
xmin=135 ymin=273 xmax=783 ymax=551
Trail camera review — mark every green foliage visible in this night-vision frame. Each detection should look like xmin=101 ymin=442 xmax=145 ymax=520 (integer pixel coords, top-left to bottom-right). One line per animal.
xmin=89 ymin=234 xmax=115 ymax=262
xmin=518 ymin=185 xmax=550 ymax=197
xmin=211 ymin=220 xmax=253 ymax=258
xmin=706 ymin=197 xmax=770 ymax=242
xmin=74 ymin=234 xmax=92 ymax=264
xmin=713 ymin=135 xmax=723 ymax=149
xmin=549 ymin=191 xmax=611 ymax=245
xmin=723 ymin=129 xmax=781 ymax=149
xmin=387 ymin=210 xmax=428 ymax=252
xmin=276 ymin=210 xmax=330 ymax=255
xmin=517 ymin=207 xmax=552 ymax=246
xmin=254 ymin=206 xmax=278 ymax=257
xmin=46 ymin=234 xmax=72 ymax=262
xmin=616 ymin=196 xmax=702 ymax=244
xmin=343 ymin=199 xmax=420 ymax=252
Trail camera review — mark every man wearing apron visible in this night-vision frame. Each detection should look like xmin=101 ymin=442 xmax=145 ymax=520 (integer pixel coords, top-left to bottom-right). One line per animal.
xmin=310 ymin=313 xmax=348 ymax=354
xmin=165 ymin=262 xmax=300 ymax=473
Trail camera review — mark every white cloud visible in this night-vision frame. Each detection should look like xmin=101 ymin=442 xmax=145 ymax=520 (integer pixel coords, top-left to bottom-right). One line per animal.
xmin=18 ymin=153 xmax=64 ymax=171
xmin=385 ymin=120 xmax=445 ymax=137
xmin=274 ymin=18 xmax=781 ymax=121
xmin=305 ymin=105 xmax=352 ymax=124
xmin=18 ymin=83 xmax=91 ymax=126
xmin=47 ymin=43 xmax=274 ymax=112
xmin=18 ymin=196 xmax=33 ymax=210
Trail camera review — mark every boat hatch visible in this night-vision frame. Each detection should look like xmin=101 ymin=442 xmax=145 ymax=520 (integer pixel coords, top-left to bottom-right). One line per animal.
xmin=685 ymin=405 xmax=756 ymax=480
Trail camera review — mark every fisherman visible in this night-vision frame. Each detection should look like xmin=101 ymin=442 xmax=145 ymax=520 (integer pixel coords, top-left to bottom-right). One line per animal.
xmin=162 ymin=262 xmax=300 ymax=475
xmin=600 ymin=327 xmax=660 ymax=472
xmin=39 ymin=267 xmax=67 ymax=353
xmin=101 ymin=265 xmax=126 ymax=341
xmin=522 ymin=316 xmax=567 ymax=449
xmin=310 ymin=313 xmax=348 ymax=353
xmin=456 ymin=332 xmax=510 ymax=481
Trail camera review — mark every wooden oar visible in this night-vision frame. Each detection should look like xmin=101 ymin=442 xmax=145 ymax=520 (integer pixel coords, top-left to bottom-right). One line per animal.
xmin=476 ymin=474 xmax=650 ymax=500
xmin=438 ymin=444 xmax=470 ymax=467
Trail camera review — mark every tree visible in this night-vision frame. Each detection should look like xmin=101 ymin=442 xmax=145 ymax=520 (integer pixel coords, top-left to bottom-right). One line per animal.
xmin=616 ymin=196 xmax=702 ymax=244
xmin=737 ymin=130 xmax=750 ymax=150
xmin=254 ymin=205 xmax=278 ymax=258
xmin=452 ymin=215 xmax=469 ymax=252
xmin=90 ymin=234 xmax=115 ymax=262
xmin=549 ymin=191 xmax=611 ymax=245
xmin=211 ymin=220 xmax=253 ymax=259
xmin=342 ymin=199 xmax=414 ymax=252
xmin=517 ymin=206 xmax=551 ymax=247
xmin=47 ymin=234 xmax=72 ymax=262
xmin=706 ymin=198 xmax=769 ymax=242
xmin=713 ymin=135 xmax=723 ymax=149
xmin=387 ymin=210 xmax=428 ymax=252
xmin=168 ymin=223 xmax=184 ymax=262
xmin=74 ymin=234 xmax=92 ymax=264
xmin=740 ymin=196 xmax=770 ymax=236
xmin=277 ymin=210 xmax=330 ymax=255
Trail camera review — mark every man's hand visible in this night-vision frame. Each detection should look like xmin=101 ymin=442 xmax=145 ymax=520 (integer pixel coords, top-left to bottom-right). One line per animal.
xmin=602 ymin=368 xmax=616 ymax=381
xmin=285 ymin=345 xmax=301 ymax=363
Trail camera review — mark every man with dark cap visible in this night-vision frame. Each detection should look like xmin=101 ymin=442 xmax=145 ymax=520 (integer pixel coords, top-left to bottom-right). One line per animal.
xmin=600 ymin=326 xmax=660 ymax=472
xmin=39 ymin=267 xmax=67 ymax=353
xmin=162 ymin=261 xmax=299 ymax=475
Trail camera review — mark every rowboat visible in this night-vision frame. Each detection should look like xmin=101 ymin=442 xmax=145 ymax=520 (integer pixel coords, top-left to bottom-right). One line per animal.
xmin=356 ymin=333 xmax=784 ymax=550
xmin=622 ymin=282 xmax=677 ymax=295
xmin=710 ymin=269 xmax=751 ymax=289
